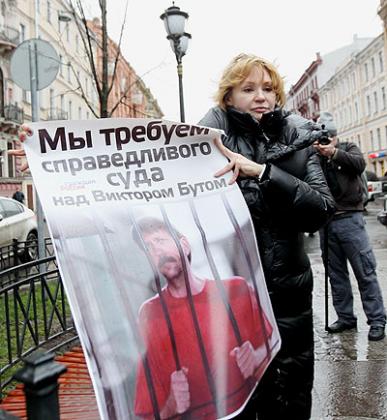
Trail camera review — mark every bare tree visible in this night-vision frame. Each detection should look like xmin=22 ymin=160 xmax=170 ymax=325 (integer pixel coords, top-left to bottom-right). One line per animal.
xmin=68 ymin=0 xmax=140 ymax=118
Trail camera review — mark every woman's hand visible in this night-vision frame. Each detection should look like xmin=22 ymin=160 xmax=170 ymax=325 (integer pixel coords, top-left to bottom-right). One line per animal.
xmin=214 ymin=137 xmax=264 ymax=184
xmin=8 ymin=124 xmax=33 ymax=171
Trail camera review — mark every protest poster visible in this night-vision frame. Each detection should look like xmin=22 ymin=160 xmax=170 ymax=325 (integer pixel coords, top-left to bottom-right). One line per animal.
xmin=24 ymin=118 xmax=281 ymax=420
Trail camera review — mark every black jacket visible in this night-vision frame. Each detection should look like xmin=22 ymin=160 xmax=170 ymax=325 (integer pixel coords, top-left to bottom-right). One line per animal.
xmin=199 ymin=106 xmax=335 ymax=417
xmin=320 ymin=141 xmax=366 ymax=212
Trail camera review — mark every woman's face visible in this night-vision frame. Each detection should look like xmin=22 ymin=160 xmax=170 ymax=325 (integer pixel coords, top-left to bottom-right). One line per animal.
xmin=226 ymin=66 xmax=276 ymax=121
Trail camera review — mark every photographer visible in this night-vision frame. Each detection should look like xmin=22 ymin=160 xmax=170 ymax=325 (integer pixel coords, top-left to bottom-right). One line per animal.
xmin=315 ymin=112 xmax=386 ymax=341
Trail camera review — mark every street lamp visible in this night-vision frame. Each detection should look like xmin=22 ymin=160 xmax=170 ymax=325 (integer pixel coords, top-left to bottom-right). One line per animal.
xmin=160 ymin=3 xmax=191 ymax=122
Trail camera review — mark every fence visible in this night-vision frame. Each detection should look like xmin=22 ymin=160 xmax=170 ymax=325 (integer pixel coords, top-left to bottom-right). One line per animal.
xmin=0 ymin=238 xmax=55 ymax=283
xmin=0 ymin=250 xmax=77 ymax=395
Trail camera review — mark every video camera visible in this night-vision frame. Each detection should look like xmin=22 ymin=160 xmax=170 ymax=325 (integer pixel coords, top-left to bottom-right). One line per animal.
xmin=317 ymin=124 xmax=331 ymax=145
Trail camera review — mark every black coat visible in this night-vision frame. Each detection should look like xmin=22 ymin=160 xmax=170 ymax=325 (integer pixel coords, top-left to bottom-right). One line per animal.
xmin=320 ymin=141 xmax=366 ymax=212
xmin=199 ymin=106 xmax=335 ymax=418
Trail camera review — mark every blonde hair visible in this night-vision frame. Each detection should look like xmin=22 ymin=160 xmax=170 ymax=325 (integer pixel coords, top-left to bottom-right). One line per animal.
xmin=215 ymin=53 xmax=286 ymax=109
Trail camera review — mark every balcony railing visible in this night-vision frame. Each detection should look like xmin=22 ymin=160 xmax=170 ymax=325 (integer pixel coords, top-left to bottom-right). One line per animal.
xmin=0 ymin=24 xmax=20 ymax=47
xmin=48 ymin=108 xmax=68 ymax=120
xmin=2 ymin=104 xmax=24 ymax=124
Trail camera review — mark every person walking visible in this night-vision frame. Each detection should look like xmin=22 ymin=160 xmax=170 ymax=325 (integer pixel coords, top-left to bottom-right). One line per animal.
xmin=199 ymin=53 xmax=335 ymax=420
xmin=12 ymin=187 xmax=25 ymax=204
xmin=315 ymin=111 xmax=386 ymax=342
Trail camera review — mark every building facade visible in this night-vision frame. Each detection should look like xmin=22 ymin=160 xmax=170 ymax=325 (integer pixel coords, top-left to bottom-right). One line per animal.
xmin=286 ymin=53 xmax=322 ymax=121
xmin=0 ymin=0 xmax=162 ymax=209
xmin=286 ymin=36 xmax=373 ymax=121
xmin=88 ymin=18 xmax=162 ymax=120
xmin=286 ymin=1 xmax=387 ymax=176
xmin=0 ymin=0 xmax=99 ymax=207
xmin=319 ymin=34 xmax=387 ymax=176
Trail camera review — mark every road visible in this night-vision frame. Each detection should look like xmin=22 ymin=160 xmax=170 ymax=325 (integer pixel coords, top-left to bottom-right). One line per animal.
xmin=308 ymin=199 xmax=387 ymax=419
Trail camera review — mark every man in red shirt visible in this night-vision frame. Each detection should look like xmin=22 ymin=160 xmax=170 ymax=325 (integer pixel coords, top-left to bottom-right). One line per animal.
xmin=133 ymin=217 xmax=275 ymax=419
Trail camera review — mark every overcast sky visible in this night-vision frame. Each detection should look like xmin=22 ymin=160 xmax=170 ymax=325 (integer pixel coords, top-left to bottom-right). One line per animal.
xmin=83 ymin=0 xmax=382 ymax=123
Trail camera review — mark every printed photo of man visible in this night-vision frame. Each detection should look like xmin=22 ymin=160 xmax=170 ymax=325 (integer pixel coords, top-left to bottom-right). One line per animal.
xmin=132 ymin=217 xmax=273 ymax=419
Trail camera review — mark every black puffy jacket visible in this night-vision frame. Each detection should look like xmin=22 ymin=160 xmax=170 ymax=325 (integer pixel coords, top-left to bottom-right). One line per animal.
xmin=199 ymin=106 xmax=335 ymax=419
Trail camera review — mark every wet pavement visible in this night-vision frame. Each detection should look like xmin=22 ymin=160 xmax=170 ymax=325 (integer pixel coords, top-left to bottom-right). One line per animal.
xmin=306 ymin=199 xmax=387 ymax=419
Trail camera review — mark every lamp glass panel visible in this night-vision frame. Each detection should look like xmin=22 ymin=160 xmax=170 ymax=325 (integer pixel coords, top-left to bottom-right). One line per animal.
xmin=179 ymin=35 xmax=190 ymax=54
xmin=163 ymin=14 xmax=185 ymax=35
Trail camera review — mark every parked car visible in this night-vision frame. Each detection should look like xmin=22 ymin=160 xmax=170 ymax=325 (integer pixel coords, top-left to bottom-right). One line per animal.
xmin=367 ymin=179 xmax=383 ymax=201
xmin=365 ymin=170 xmax=383 ymax=203
xmin=377 ymin=195 xmax=387 ymax=227
xmin=380 ymin=176 xmax=387 ymax=194
xmin=0 ymin=196 xmax=38 ymax=262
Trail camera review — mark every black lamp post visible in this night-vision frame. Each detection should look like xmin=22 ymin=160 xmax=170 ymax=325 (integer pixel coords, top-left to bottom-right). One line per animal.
xmin=160 ymin=3 xmax=191 ymax=122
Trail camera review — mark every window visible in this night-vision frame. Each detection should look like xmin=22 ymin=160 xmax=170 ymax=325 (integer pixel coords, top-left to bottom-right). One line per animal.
xmin=382 ymin=87 xmax=386 ymax=110
xmin=6 ymin=86 xmax=12 ymax=103
xmin=59 ymin=55 xmax=63 ymax=76
xmin=352 ymin=72 xmax=356 ymax=90
xmin=86 ymin=111 xmax=90 ymax=119
xmin=19 ymin=24 xmax=25 ymax=42
xmin=7 ymin=142 xmax=14 ymax=177
xmin=22 ymin=90 xmax=31 ymax=103
xmin=0 ymin=198 xmax=23 ymax=218
xmin=355 ymin=102 xmax=359 ymax=121
xmin=371 ymin=57 xmax=376 ymax=78
xmin=67 ymin=62 xmax=71 ymax=83
xmin=76 ymin=35 xmax=79 ymax=53
xmin=379 ymin=51 xmax=384 ymax=73
xmin=377 ymin=128 xmax=381 ymax=150
xmin=357 ymin=134 xmax=361 ymax=150
xmin=60 ymin=94 xmax=64 ymax=111
xmin=68 ymin=100 xmax=72 ymax=119
xmin=49 ymin=88 xmax=54 ymax=112
xmin=47 ymin=0 xmax=51 ymax=23
xmin=370 ymin=130 xmax=375 ymax=150
xmin=367 ymin=95 xmax=371 ymax=115
xmin=374 ymin=91 xmax=378 ymax=113
xmin=364 ymin=63 xmax=369 ymax=82
xmin=66 ymin=22 xmax=69 ymax=42
xmin=78 ymin=106 xmax=82 ymax=120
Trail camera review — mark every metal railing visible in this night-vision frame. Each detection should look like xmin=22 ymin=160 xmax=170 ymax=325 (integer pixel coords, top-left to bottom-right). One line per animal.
xmin=3 ymin=104 xmax=24 ymax=124
xmin=0 ymin=24 xmax=20 ymax=46
xmin=48 ymin=108 xmax=68 ymax=121
xmin=0 ymin=254 xmax=77 ymax=393
xmin=0 ymin=237 xmax=55 ymax=278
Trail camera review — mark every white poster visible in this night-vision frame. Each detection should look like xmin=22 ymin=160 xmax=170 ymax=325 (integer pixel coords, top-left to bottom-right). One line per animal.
xmin=24 ymin=118 xmax=280 ymax=420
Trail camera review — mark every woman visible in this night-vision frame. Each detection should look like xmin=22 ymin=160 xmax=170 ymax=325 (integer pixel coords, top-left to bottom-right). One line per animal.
xmin=199 ymin=53 xmax=335 ymax=420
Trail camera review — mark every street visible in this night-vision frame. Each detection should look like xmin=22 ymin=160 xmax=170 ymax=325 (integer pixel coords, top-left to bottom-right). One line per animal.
xmin=308 ymin=199 xmax=387 ymax=419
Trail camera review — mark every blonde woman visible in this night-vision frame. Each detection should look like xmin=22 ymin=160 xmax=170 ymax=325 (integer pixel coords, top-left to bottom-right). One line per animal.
xmin=200 ymin=53 xmax=335 ymax=420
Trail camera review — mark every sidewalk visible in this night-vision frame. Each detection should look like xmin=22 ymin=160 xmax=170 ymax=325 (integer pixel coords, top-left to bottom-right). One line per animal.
xmin=310 ymin=248 xmax=387 ymax=420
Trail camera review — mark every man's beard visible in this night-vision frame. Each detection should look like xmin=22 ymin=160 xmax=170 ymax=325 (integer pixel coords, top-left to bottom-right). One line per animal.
xmin=158 ymin=255 xmax=183 ymax=282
